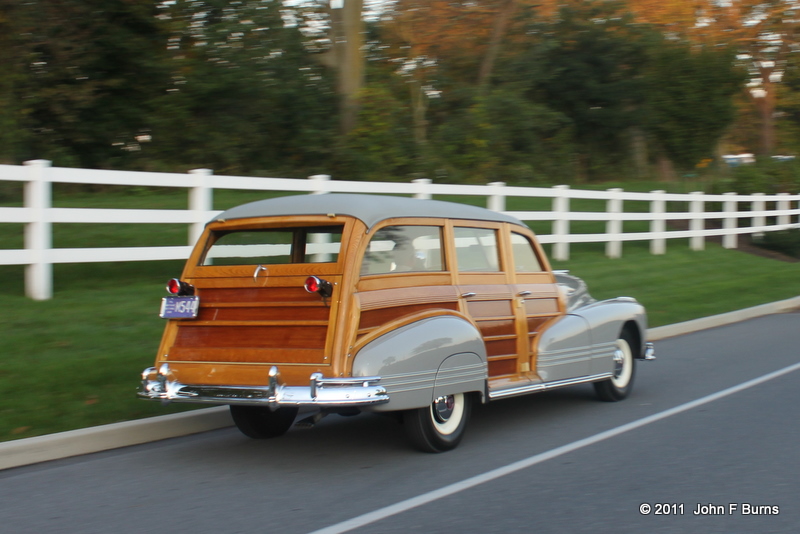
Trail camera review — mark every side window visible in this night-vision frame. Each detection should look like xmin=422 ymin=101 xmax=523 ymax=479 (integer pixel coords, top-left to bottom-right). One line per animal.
xmin=454 ymin=227 xmax=500 ymax=272
xmin=362 ymin=225 xmax=444 ymax=275
xmin=511 ymin=232 xmax=543 ymax=272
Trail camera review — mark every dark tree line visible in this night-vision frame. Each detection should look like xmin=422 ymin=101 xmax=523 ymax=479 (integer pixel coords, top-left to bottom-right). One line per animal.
xmin=0 ymin=1 xmax=745 ymax=183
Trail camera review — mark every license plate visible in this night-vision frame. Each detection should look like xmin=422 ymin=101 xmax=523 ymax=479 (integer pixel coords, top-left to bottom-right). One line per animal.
xmin=160 ymin=296 xmax=200 ymax=319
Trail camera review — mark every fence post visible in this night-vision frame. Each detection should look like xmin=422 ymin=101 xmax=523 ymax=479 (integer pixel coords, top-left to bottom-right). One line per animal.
xmin=650 ymin=190 xmax=666 ymax=255
xmin=412 ymin=178 xmax=432 ymax=200
xmin=777 ymin=192 xmax=790 ymax=227
xmin=487 ymin=181 xmax=506 ymax=212
xmin=188 ymin=168 xmax=213 ymax=246
xmin=308 ymin=174 xmax=332 ymax=260
xmin=752 ymin=192 xmax=765 ymax=239
xmin=24 ymin=159 xmax=53 ymax=300
xmin=308 ymin=174 xmax=331 ymax=194
xmin=552 ymin=185 xmax=570 ymax=261
xmin=689 ymin=191 xmax=705 ymax=251
xmin=605 ymin=188 xmax=623 ymax=258
xmin=723 ymin=192 xmax=738 ymax=249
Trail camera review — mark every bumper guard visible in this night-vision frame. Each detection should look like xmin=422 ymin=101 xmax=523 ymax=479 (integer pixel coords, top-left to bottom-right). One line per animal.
xmin=138 ymin=364 xmax=389 ymax=408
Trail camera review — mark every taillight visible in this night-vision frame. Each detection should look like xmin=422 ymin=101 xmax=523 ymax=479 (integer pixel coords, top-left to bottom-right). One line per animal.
xmin=166 ymin=278 xmax=194 ymax=296
xmin=304 ymin=276 xmax=333 ymax=298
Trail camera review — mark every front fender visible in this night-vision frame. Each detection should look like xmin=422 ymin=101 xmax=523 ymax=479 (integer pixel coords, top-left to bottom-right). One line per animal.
xmin=576 ymin=297 xmax=648 ymax=356
xmin=352 ymin=315 xmax=487 ymax=411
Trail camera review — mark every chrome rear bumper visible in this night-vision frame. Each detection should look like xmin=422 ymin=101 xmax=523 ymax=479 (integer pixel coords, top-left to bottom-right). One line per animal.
xmin=138 ymin=364 xmax=389 ymax=408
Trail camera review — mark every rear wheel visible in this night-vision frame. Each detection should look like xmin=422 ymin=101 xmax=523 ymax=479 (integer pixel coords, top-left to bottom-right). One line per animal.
xmin=404 ymin=393 xmax=471 ymax=453
xmin=594 ymin=330 xmax=636 ymax=402
xmin=230 ymin=405 xmax=298 ymax=439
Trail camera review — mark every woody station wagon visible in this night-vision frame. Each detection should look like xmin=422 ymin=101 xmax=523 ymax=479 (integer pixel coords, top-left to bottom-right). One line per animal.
xmin=140 ymin=194 xmax=654 ymax=452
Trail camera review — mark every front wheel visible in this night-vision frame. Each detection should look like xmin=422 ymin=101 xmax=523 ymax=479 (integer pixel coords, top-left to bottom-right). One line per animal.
xmin=594 ymin=330 xmax=637 ymax=402
xmin=230 ymin=405 xmax=298 ymax=439
xmin=404 ymin=393 xmax=471 ymax=453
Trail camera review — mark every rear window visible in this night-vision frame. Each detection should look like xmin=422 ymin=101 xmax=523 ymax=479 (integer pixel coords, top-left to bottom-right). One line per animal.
xmin=202 ymin=225 xmax=344 ymax=265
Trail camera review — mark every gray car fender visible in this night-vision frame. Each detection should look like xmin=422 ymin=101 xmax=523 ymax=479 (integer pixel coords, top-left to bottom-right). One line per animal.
xmin=573 ymin=298 xmax=648 ymax=356
xmin=535 ymin=298 xmax=648 ymax=380
xmin=352 ymin=314 xmax=488 ymax=412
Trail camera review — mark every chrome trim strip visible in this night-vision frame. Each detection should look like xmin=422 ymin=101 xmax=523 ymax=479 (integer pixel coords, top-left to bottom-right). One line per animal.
xmin=376 ymin=363 xmax=488 ymax=394
xmin=537 ymin=347 xmax=593 ymax=368
xmin=432 ymin=363 xmax=487 ymax=387
xmin=139 ymin=364 xmax=389 ymax=408
xmin=379 ymin=369 xmax=437 ymax=394
xmin=488 ymin=372 xmax=613 ymax=400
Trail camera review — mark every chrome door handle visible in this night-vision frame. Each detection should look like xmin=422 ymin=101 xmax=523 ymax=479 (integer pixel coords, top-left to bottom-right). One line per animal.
xmin=517 ymin=290 xmax=531 ymax=297
xmin=253 ymin=264 xmax=267 ymax=282
xmin=461 ymin=292 xmax=476 ymax=298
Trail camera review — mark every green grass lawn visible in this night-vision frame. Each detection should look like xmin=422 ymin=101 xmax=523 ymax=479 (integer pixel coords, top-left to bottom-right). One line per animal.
xmin=550 ymin=241 xmax=800 ymax=327
xmin=1 ymin=186 xmax=799 ymax=443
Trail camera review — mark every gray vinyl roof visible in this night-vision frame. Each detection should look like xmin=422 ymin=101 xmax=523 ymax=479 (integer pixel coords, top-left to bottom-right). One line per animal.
xmin=211 ymin=193 xmax=526 ymax=229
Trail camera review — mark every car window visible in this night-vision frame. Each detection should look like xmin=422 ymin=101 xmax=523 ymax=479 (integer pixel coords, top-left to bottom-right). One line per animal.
xmin=202 ymin=226 xmax=343 ymax=265
xmin=362 ymin=225 xmax=443 ymax=275
xmin=454 ymin=227 xmax=500 ymax=272
xmin=511 ymin=232 xmax=543 ymax=272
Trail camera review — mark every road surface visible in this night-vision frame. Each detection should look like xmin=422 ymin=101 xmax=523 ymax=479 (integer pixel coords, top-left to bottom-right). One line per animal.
xmin=1 ymin=313 xmax=798 ymax=533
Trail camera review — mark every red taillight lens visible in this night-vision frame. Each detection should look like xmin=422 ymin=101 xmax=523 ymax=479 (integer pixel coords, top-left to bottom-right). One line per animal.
xmin=304 ymin=276 xmax=332 ymax=298
xmin=166 ymin=278 xmax=194 ymax=296
xmin=167 ymin=278 xmax=182 ymax=294
xmin=304 ymin=276 xmax=320 ymax=294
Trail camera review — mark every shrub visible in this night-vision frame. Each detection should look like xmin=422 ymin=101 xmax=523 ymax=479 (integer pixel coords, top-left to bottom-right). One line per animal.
xmin=753 ymin=229 xmax=800 ymax=259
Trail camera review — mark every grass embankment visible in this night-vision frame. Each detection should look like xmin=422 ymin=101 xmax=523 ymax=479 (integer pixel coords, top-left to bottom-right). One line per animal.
xmin=1 ymin=186 xmax=799 ymax=442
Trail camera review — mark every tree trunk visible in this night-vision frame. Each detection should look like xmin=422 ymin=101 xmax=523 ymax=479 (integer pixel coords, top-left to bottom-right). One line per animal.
xmin=656 ymin=155 xmax=676 ymax=181
xmin=410 ymin=79 xmax=428 ymax=148
xmin=330 ymin=0 xmax=365 ymax=135
xmin=629 ymin=126 xmax=649 ymax=179
xmin=756 ymin=82 xmax=776 ymax=156
xmin=477 ymin=0 xmax=517 ymax=90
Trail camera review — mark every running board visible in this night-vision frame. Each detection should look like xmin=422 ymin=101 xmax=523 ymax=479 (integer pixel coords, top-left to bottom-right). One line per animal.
xmin=488 ymin=372 xmax=613 ymax=401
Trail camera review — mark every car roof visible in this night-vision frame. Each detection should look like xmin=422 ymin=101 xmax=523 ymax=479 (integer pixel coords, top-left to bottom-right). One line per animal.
xmin=211 ymin=193 xmax=527 ymax=230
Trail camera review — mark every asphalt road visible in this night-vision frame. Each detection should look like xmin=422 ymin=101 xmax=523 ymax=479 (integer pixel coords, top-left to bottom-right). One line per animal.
xmin=2 ymin=313 xmax=798 ymax=534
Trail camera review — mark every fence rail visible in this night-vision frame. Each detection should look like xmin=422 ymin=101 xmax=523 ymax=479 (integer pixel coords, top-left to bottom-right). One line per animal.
xmin=2 ymin=160 xmax=799 ymax=300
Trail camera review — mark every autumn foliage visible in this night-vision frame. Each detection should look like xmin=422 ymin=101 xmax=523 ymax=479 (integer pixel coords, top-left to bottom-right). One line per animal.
xmin=0 ymin=0 xmax=795 ymax=185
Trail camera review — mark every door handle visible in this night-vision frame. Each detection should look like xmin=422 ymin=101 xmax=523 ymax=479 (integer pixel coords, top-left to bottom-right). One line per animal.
xmin=517 ymin=290 xmax=531 ymax=297
xmin=461 ymin=292 xmax=476 ymax=298
xmin=253 ymin=264 xmax=267 ymax=282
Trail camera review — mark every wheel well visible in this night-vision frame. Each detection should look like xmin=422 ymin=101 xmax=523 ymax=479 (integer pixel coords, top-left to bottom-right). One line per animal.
xmin=467 ymin=390 xmax=486 ymax=406
xmin=622 ymin=321 xmax=642 ymax=358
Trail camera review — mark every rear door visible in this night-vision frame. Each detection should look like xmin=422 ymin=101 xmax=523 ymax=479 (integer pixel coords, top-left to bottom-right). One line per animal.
xmin=159 ymin=218 xmax=352 ymax=387
xmin=451 ymin=223 xmax=520 ymax=378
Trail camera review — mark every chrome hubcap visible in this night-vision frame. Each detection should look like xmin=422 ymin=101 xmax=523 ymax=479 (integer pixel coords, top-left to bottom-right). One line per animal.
xmin=613 ymin=349 xmax=625 ymax=378
xmin=433 ymin=395 xmax=455 ymax=423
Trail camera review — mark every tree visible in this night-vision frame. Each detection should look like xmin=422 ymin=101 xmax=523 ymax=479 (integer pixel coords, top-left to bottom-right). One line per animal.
xmin=145 ymin=0 xmax=339 ymax=174
xmin=645 ymin=41 xmax=744 ymax=173
xmin=374 ymin=1 xmax=547 ymax=148
xmin=627 ymin=0 xmax=800 ymax=156
xmin=0 ymin=0 xmax=167 ymax=168
xmin=532 ymin=1 xmax=649 ymax=181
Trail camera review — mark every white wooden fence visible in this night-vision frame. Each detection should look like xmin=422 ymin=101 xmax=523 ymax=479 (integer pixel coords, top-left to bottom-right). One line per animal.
xmin=2 ymin=159 xmax=799 ymax=300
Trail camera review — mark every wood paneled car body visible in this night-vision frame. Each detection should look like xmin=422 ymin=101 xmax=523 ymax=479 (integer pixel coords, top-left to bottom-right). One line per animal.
xmin=140 ymin=194 xmax=654 ymax=452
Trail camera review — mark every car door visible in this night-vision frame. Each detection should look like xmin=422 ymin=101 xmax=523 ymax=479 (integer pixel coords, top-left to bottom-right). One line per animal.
xmin=450 ymin=223 xmax=521 ymax=379
xmin=505 ymin=229 xmax=580 ymax=382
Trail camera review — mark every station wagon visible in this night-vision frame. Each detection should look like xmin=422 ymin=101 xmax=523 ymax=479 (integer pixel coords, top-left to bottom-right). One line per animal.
xmin=140 ymin=194 xmax=654 ymax=452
